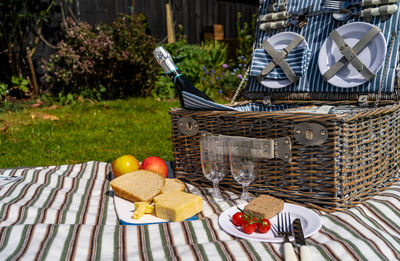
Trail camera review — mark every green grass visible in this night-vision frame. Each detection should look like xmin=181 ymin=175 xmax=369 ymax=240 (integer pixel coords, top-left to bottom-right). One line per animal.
xmin=0 ymin=97 xmax=180 ymax=168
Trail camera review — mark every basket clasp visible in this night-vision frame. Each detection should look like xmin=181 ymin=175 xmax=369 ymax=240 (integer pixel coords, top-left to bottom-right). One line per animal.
xmin=177 ymin=116 xmax=199 ymax=136
xmin=293 ymin=122 xmax=328 ymax=146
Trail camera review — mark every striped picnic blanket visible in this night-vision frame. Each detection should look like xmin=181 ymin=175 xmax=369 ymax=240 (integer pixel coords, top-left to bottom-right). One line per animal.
xmin=0 ymin=161 xmax=399 ymax=260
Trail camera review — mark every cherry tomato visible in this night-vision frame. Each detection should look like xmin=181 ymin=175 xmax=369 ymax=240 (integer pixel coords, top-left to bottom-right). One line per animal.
xmin=232 ymin=212 xmax=245 ymax=226
xmin=257 ymin=218 xmax=271 ymax=233
xmin=242 ymin=220 xmax=257 ymax=234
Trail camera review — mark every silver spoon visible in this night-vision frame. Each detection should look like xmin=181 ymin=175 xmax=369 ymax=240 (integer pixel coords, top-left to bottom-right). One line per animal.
xmin=332 ymin=8 xmax=353 ymax=21
xmin=333 ymin=4 xmax=398 ymax=21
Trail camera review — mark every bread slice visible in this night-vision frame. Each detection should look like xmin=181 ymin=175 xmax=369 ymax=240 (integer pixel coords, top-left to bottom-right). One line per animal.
xmin=161 ymin=178 xmax=185 ymax=193
xmin=244 ymin=195 xmax=284 ymax=219
xmin=110 ymin=170 xmax=165 ymax=202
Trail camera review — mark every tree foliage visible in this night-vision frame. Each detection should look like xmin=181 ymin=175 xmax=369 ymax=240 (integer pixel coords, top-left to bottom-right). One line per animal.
xmin=0 ymin=0 xmax=55 ymax=97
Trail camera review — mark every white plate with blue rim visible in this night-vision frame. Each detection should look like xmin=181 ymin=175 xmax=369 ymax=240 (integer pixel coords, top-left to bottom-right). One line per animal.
xmin=260 ymin=31 xmax=310 ymax=88
xmin=218 ymin=203 xmax=322 ymax=242
xmin=318 ymin=22 xmax=386 ymax=88
xmin=113 ymin=192 xmax=198 ymax=225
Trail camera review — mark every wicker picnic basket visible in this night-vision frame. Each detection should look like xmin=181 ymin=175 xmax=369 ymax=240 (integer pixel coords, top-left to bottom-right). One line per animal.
xmin=169 ymin=0 xmax=400 ymax=212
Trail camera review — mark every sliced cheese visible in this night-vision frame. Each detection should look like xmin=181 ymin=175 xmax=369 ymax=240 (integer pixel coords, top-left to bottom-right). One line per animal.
xmin=132 ymin=202 xmax=154 ymax=220
xmin=153 ymin=191 xmax=203 ymax=222
xmin=133 ymin=205 xmax=146 ymax=220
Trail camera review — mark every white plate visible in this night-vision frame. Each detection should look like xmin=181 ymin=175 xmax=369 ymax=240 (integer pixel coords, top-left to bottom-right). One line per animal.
xmin=260 ymin=31 xmax=309 ymax=88
xmin=218 ymin=203 xmax=322 ymax=242
xmin=113 ymin=193 xmax=198 ymax=225
xmin=318 ymin=22 xmax=386 ymax=88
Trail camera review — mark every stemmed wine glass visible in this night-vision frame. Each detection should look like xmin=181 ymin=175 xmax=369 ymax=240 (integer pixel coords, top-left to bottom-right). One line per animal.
xmin=229 ymin=138 xmax=260 ymax=201
xmin=200 ymin=134 xmax=227 ymax=199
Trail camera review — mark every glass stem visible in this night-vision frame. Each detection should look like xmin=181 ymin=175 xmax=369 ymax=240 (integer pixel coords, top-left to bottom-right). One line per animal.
xmin=212 ymin=180 xmax=221 ymax=197
xmin=241 ymin=184 xmax=249 ymax=201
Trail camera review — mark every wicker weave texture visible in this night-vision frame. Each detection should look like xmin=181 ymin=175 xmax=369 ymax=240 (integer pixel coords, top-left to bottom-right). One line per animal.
xmin=170 ymin=103 xmax=400 ymax=212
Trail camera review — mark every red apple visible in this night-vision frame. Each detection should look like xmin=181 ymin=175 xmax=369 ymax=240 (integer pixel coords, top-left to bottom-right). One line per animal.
xmin=140 ymin=156 xmax=168 ymax=178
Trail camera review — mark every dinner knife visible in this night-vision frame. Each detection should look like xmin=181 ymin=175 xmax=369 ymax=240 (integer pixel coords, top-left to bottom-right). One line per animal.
xmin=259 ymin=10 xmax=333 ymax=30
xmin=259 ymin=10 xmax=331 ymax=22
xmin=293 ymin=219 xmax=312 ymax=261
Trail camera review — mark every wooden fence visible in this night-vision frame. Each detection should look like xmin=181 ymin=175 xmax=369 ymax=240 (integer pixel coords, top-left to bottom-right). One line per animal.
xmin=136 ymin=0 xmax=258 ymax=43
xmin=69 ymin=0 xmax=259 ymax=43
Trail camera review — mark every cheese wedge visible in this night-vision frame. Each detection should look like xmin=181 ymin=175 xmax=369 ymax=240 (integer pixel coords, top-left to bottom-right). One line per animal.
xmin=153 ymin=191 xmax=203 ymax=222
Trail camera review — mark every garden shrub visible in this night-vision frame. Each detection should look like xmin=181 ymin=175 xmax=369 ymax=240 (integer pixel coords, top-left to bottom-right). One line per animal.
xmin=236 ymin=12 xmax=256 ymax=67
xmin=153 ymin=13 xmax=256 ymax=102
xmin=196 ymin=63 xmax=244 ymax=100
xmin=42 ymin=14 xmax=158 ymax=100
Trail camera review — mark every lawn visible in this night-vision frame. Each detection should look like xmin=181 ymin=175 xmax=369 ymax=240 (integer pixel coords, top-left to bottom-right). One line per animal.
xmin=0 ymin=97 xmax=180 ymax=168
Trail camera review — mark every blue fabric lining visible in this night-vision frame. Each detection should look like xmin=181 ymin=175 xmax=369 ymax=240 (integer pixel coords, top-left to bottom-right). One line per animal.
xmin=181 ymin=91 xmax=238 ymax=111
xmin=248 ymin=0 xmax=400 ymax=94
xmin=234 ymin=103 xmax=297 ymax=112
xmin=182 ymin=91 xmax=295 ymax=112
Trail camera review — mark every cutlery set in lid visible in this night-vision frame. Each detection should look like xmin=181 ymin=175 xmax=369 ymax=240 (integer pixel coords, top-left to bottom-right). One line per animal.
xmin=252 ymin=0 xmax=399 ymax=89
xmin=259 ymin=0 xmax=398 ymax=30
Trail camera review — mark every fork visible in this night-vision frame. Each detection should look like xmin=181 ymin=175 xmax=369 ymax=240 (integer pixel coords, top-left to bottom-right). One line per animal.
xmin=277 ymin=212 xmax=298 ymax=261
xmin=259 ymin=5 xmax=313 ymax=22
xmin=322 ymin=0 xmax=398 ymax=10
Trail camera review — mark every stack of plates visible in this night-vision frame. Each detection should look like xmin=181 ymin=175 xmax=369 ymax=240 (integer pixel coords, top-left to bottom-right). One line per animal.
xmin=260 ymin=22 xmax=386 ymax=89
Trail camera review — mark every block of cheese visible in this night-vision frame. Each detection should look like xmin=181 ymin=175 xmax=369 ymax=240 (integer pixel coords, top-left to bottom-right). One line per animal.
xmin=244 ymin=195 xmax=284 ymax=219
xmin=161 ymin=178 xmax=185 ymax=193
xmin=110 ymin=170 xmax=165 ymax=202
xmin=153 ymin=191 xmax=203 ymax=222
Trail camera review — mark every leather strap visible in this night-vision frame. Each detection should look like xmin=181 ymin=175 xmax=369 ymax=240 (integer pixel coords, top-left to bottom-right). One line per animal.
xmin=257 ymin=35 xmax=304 ymax=83
xmin=323 ymin=26 xmax=380 ymax=81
